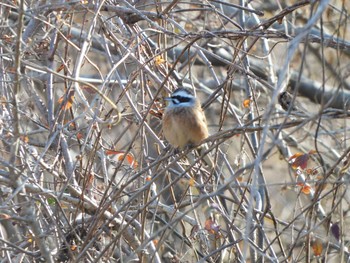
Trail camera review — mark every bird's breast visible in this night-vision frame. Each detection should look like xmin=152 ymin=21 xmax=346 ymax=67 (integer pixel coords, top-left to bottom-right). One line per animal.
xmin=162 ymin=106 xmax=208 ymax=149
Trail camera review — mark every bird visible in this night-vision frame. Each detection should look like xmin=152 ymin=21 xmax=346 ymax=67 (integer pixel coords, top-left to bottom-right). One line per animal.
xmin=162 ymin=87 xmax=209 ymax=149
xmin=278 ymin=91 xmax=298 ymax=112
xmin=162 ymin=88 xmax=226 ymax=211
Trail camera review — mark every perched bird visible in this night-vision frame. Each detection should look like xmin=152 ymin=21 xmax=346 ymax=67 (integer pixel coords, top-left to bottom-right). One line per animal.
xmin=278 ymin=91 xmax=298 ymax=112
xmin=162 ymin=88 xmax=209 ymax=149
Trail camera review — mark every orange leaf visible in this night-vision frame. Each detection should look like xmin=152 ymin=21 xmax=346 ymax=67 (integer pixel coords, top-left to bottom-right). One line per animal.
xmin=308 ymin=149 xmax=317 ymax=155
xmin=57 ymin=97 xmax=63 ymax=104
xmin=242 ymin=98 xmax=251 ymax=108
xmin=105 ymin=150 xmax=138 ymax=168
xmin=155 ymin=55 xmax=165 ymax=66
xmin=58 ymin=89 xmax=75 ymax=110
xmin=297 ymin=182 xmax=313 ymax=195
xmin=20 ymin=135 xmax=29 ymax=143
xmin=125 ymin=153 xmax=138 ymax=168
xmin=145 ymin=175 xmax=152 ymax=182
xmin=105 ymin=149 xmax=121 ymax=155
xmin=312 ymin=239 xmax=323 ymax=256
xmin=188 ymin=177 xmax=195 ymax=187
xmin=288 ymin=152 xmax=304 ymax=161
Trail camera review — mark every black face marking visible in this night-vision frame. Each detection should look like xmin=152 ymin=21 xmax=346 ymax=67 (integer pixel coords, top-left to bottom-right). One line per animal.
xmin=172 ymin=95 xmax=192 ymax=104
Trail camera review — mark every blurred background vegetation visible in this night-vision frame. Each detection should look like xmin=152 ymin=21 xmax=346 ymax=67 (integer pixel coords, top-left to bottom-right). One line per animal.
xmin=0 ymin=0 xmax=350 ymax=262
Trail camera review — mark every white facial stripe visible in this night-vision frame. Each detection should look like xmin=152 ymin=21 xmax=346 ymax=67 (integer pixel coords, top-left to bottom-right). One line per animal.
xmin=172 ymin=90 xmax=193 ymax=99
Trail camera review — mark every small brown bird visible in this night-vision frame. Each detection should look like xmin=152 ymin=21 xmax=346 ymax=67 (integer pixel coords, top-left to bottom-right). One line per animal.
xmin=162 ymin=88 xmax=208 ymax=149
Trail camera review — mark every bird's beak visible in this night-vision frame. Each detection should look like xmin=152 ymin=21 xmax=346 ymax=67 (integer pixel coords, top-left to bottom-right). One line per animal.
xmin=164 ymin=97 xmax=172 ymax=105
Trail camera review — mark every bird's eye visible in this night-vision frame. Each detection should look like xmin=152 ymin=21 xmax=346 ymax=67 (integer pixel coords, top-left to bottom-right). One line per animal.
xmin=172 ymin=95 xmax=191 ymax=104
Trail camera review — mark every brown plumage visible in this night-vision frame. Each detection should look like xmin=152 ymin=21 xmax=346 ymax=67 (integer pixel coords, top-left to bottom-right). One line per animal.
xmin=162 ymin=88 xmax=208 ymax=149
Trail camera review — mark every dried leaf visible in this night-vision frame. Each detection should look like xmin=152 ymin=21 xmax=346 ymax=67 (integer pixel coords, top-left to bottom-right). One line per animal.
xmin=306 ymin=168 xmax=318 ymax=175
xmin=204 ymin=217 xmax=220 ymax=235
xmin=20 ymin=135 xmax=29 ymax=143
xmin=105 ymin=149 xmax=121 ymax=155
xmin=184 ymin=23 xmax=193 ymax=30
xmin=289 ymin=152 xmax=311 ymax=170
xmin=2 ymin=34 xmax=13 ymax=43
xmin=86 ymin=173 xmax=94 ymax=188
xmin=56 ymin=64 xmax=64 ymax=72
xmin=0 ymin=213 xmax=11 ymax=219
xmin=146 ymin=175 xmax=152 ymax=182
xmin=58 ymin=89 xmax=75 ymax=110
xmin=312 ymin=239 xmax=323 ymax=256
xmin=292 ymin=154 xmax=309 ymax=169
xmin=242 ymin=98 xmax=251 ymax=108
xmin=155 ymin=55 xmax=165 ymax=66
xmin=288 ymin=152 xmax=304 ymax=161
xmin=331 ymin=223 xmax=340 ymax=241
xmin=0 ymin=96 xmax=7 ymax=105
xmin=297 ymin=182 xmax=313 ymax=195
xmin=81 ymin=85 xmax=97 ymax=94
xmin=204 ymin=217 xmax=214 ymax=233
xmin=150 ymin=108 xmax=163 ymax=119
xmin=152 ymin=239 xmax=158 ymax=246
xmin=188 ymin=177 xmax=195 ymax=187
xmin=69 ymin=122 xmax=76 ymax=129
xmin=308 ymin=149 xmax=317 ymax=155
xmin=125 ymin=153 xmax=138 ymax=168
xmin=149 ymin=99 xmax=164 ymax=119
xmin=105 ymin=150 xmax=138 ymax=168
